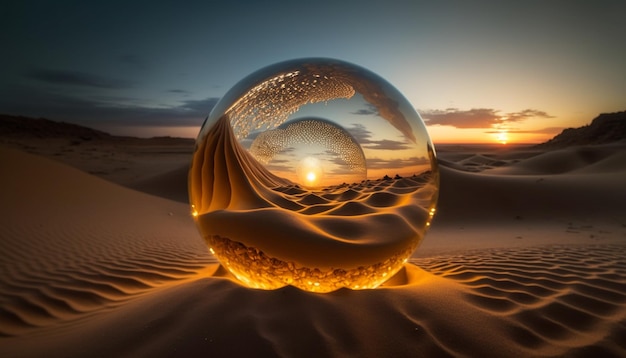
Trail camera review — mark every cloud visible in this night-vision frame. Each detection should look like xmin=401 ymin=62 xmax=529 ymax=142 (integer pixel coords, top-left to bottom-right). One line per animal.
xmin=362 ymin=139 xmax=410 ymax=150
xmin=420 ymin=108 xmax=500 ymax=128
xmin=167 ymin=89 xmax=191 ymax=95
xmin=179 ymin=97 xmax=219 ymax=112
xmin=366 ymin=157 xmax=429 ymax=169
xmin=26 ymin=68 xmax=132 ymax=89
xmin=352 ymin=109 xmax=375 ymax=115
xmin=420 ymin=108 xmax=553 ymax=129
xmin=0 ymin=84 xmax=218 ymax=128
xmin=484 ymin=127 xmax=563 ymax=135
xmin=350 ymin=76 xmax=416 ymax=143
xmin=347 ymin=123 xmax=372 ymax=142
xmin=265 ymin=163 xmax=293 ymax=172
xmin=347 ymin=123 xmax=410 ymax=150
xmin=503 ymin=109 xmax=554 ymax=122
xmin=351 ymin=103 xmax=378 ymax=116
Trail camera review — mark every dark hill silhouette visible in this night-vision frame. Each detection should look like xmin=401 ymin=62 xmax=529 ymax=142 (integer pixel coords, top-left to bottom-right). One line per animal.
xmin=0 ymin=114 xmax=195 ymax=145
xmin=536 ymin=111 xmax=626 ymax=148
xmin=0 ymin=114 xmax=111 ymax=140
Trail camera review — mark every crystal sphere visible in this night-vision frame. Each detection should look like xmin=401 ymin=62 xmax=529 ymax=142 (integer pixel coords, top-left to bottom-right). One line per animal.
xmin=189 ymin=58 xmax=438 ymax=292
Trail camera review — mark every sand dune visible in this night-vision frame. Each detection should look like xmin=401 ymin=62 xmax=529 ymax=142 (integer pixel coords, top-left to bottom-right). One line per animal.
xmin=420 ymin=142 xmax=626 ymax=256
xmin=0 ymin=147 xmax=214 ymax=337
xmin=484 ymin=142 xmax=626 ymax=175
xmin=129 ymin=165 xmax=191 ymax=203
xmin=436 ymin=166 xmax=626 ymax=225
xmin=1 ymin=142 xmax=625 ymax=357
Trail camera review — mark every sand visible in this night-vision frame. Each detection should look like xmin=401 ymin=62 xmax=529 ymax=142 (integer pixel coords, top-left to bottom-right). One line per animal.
xmin=1 ymin=139 xmax=625 ymax=357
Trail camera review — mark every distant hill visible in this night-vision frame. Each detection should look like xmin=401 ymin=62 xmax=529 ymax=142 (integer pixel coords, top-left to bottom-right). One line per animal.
xmin=0 ymin=114 xmax=112 ymax=140
xmin=536 ymin=111 xmax=626 ymax=148
xmin=0 ymin=114 xmax=195 ymax=145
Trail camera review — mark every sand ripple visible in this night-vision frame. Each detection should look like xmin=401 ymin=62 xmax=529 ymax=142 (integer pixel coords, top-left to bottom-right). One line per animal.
xmin=0 ymin=243 xmax=214 ymax=337
xmin=2 ymin=244 xmax=624 ymax=357
xmin=414 ymin=244 xmax=626 ymax=356
xmin=0 ymin=147 xmax=217 ymax=337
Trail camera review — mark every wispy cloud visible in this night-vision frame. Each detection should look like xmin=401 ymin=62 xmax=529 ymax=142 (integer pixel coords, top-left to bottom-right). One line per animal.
xmin=167 ymin=89 xmax=191 ymax=95
xmin=352 ymin=109 xmax=375 ymax=115
xmin=347 ymin=123 xmax=410 ymax=150
xmin=366 ymin=157 xmax=429 ymax=169
xmin=420 ymin=108 xmax=499 ymax=128
xmin=503 ymin=109 xmax=554 ymax=122
xmin=484 ymin=127 xmax=563 ymax=135
xmin=265 ymin=159 xmax=293 ymax=173
xmin=362 ymin=139 xmax=410 ymax=150
xmin=0 ymin=84 xmax=218 ymax=127
xmin=179 ymin=97 xmax=219 ymax=113
xmin=351 ymin=103 xmax=378 ymax=116
xmin=347 ymin=123 xmax=371 ymax=142
xmin=27 ymin=68 xmax=132 ymax=89
xmin=420 ymin=108 xmax=554 ymax=129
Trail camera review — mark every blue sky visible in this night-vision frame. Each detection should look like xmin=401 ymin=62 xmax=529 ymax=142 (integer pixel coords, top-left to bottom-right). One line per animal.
xmin=1 ymin=0 xmax=624 ymax=142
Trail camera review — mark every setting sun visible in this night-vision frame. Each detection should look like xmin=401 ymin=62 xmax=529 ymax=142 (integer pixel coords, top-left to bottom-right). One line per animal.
xmin=297 ymin=156 xmax=323 ymax=187
xmin=497 ymin=131 xmax=508 ymax=144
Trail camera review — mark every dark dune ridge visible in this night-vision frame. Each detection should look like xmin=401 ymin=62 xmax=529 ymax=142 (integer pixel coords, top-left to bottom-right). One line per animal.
xmin=536 ymin=110 xmax=626 ymax=149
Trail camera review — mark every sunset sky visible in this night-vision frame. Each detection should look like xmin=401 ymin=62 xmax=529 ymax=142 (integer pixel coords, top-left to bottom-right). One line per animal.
xmin=1 ymin=0 xmax=624 ymax=144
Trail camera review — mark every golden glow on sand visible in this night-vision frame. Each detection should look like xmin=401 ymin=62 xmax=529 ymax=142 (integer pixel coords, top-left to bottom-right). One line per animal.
xmin=206 ymin=234 xmax=416 ymax=293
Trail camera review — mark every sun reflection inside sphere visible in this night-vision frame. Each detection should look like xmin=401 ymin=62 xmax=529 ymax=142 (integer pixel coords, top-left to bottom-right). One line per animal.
xmin=189 ymin=58 xmax=439 ymax=293
xmin=297 ymin=156 xmax=323 ymax=188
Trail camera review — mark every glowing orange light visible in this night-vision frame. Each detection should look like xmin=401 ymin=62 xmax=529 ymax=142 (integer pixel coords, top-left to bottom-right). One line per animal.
xmin=297 ymin=156 xmax=323 ymax=187
xmin=496 ymin=131 xmax=508 ymax=144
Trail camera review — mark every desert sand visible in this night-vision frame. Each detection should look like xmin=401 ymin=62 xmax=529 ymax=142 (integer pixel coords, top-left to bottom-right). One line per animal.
xmin=1 ymin=125 xmax=626 ymax=356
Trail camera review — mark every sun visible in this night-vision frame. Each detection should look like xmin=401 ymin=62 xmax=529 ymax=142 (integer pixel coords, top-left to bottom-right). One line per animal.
xmin=297 ymin=156 xmax=323 ymax=187
xmin=306 ymin=171 xmax=316 ymax=183
xmin=496 ymin=130 xmax=508 ymax=144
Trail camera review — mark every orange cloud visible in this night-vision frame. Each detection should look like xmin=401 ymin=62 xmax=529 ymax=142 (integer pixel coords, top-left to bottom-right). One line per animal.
xmin=421 ymin=108 xmax=553 ymax=129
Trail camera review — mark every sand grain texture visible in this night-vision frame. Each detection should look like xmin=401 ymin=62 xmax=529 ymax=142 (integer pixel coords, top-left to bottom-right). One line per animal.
xmin=1 ymin=142 xmax=626 ymax=357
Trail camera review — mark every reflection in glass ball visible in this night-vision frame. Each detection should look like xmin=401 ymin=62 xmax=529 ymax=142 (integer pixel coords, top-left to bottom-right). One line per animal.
xmin=297 ymin=156 xmax=323 ymax=188
xmin=249 ymin=117 xmax=366 ymax=188
xmin=189 ymin=58 xmax=439 ymax=292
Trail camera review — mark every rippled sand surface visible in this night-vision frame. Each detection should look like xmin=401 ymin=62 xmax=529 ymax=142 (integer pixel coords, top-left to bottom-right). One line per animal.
xmin=1 ymin=142 xmax=626 ymax=357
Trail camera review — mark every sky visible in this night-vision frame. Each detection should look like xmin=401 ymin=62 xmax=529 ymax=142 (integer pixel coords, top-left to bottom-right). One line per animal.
xmin=1 ymin=0 xmax=624 ymax=144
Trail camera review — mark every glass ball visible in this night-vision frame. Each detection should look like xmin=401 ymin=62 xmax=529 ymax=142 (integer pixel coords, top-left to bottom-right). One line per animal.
xmin=189 ymin=58 xmax=438 ymax=292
